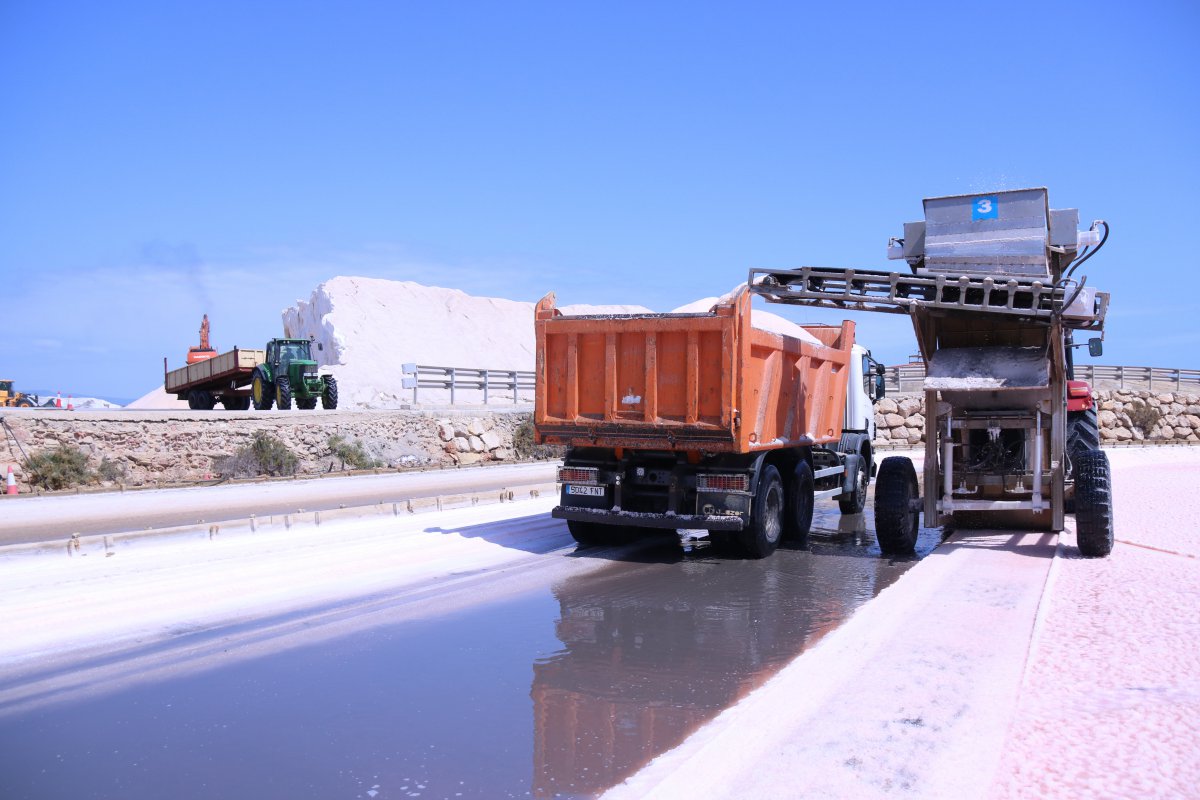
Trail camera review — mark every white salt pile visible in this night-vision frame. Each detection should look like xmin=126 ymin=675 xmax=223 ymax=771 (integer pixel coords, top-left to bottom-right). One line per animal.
xmin=671 ymin=285 xmax=824 ymax=347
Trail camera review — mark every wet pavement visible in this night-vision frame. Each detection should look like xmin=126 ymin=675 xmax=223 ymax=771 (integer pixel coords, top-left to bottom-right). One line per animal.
xmin=0 ymin=502 xmax=942 ymax=800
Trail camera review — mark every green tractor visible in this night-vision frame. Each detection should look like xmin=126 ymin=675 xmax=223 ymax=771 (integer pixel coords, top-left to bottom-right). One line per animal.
xmin=250 ymin=338 xmax=338 ymax=410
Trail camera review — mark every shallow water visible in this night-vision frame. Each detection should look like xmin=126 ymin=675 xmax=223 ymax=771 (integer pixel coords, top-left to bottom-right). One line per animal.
xmin=0 ymin=502 xmax=940 ymax=800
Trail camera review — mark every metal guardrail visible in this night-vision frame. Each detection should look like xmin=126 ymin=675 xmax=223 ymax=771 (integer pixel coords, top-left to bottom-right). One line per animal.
xmin=401 ymin=363 xmax=535 ymax=405
xmin=884 ymin=362 xmax=1200 ymax=394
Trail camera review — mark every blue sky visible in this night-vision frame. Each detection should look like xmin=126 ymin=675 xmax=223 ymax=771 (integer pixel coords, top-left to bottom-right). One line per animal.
xmin=2 ymin=1 xmax=1197 ymax=401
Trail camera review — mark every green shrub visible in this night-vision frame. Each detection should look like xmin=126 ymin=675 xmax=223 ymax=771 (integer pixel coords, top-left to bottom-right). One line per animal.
xmin=24 ymin=445 xmax=94 ymax=491
xmin=1126 ymin=400 xmax=1161 ymax=434
xmin=216 ymin=431 xmax=298 ymax=478
xmin=328 ymin=434 xmax=382 ymax=470
xmin=97 ymin=457 xmax=128 ymax=483
xmin=512 ymin=417 xmax=563 ymax=460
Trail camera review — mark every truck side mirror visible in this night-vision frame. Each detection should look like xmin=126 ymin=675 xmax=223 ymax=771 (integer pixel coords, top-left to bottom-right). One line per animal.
xmin=874 ymin=373 xmax=887 ymax=399
xmin=317 ymin=342 xmax=323 ymax=352
xmin=1088 ymin=338 xmax=1103 ymax=357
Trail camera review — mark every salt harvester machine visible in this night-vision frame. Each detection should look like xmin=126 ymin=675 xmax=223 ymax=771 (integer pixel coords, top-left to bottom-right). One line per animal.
xmin=750 ymin=188 xmax=1114 ymax=557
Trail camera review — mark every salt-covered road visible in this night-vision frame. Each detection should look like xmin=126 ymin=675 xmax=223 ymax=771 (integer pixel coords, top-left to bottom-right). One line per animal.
xmin=0 ymin=461 xmax=556 ymax=545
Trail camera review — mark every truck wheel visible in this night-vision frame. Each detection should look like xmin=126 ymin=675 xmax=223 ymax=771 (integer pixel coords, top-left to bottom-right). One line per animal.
xmin=838 ymin=456 xmax=867 ymax=514
xmin=187 ymin=390 xmax=213 ymax=410
xmin=322 ymin=376 xmax=339 ymax=409
xmin=1067 ymin=408 xmax=1100 ymax=462
xmin=1074 ymin=449 xmax=1114 ymax=558
xmin=276 ymin=377 xmax=293 ymax=410
xmin=784 ymin=461 xmax=814 ymax=540
xmin=874 ymin=456 xmax=919 ymax=555
xmin=297 ymin=398 xmax=318 ymax=410
xmin=252 ymin=373 xmax=274 ymax=410
xmin=223 ymin=396 xmax=251 ymax=411
xmin=740 ymin=464 xmax=784 ymax=558
xmin=566 ymin=520 xmax=618 ymax=547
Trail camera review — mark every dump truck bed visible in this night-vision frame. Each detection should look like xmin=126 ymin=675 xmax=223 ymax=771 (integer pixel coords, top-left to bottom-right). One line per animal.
xmin=534 ymin=287 xmax=854 ymax=453
xmin=165 ymin=348 xmax=266 ymax=394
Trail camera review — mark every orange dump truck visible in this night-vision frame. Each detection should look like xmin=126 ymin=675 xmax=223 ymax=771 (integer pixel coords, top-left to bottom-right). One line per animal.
xmin=534 ymin=285 xmax=886 ymax=557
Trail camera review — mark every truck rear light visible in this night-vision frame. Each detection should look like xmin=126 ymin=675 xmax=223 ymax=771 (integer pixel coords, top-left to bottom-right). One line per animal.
xmin=697 ymin=473 xmax=750 ymax=493
xmin=1067 ymin=382 xmax=1091 ymax=398
xmin=558 ymin=466 xmax=600 ymax=485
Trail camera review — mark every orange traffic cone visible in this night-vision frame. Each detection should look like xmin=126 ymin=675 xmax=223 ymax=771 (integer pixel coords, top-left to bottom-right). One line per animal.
xmin=55 ymin=392 xmax=62 ymax=408
xmin=67 ymin=395 xmax=74 ymax=411
xmin=5 ymin=465 xmax=17 ymax=495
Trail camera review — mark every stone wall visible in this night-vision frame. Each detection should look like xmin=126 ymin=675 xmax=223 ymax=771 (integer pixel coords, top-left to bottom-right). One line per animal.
xmin=0 ymin=409 xmax=535 ymax=493
xmin=875 ymin=389 xmax=1200 ymax=447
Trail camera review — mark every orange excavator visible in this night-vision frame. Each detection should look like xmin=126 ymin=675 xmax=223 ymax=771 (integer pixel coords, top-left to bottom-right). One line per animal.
xmin=187 ymin=314 xmax=218 ymax=364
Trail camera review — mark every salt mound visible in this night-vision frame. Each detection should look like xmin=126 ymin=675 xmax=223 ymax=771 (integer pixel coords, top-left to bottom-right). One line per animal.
xmin=283 ymin=277 xmax=546 ymax=408
xmin=126 ymin=386 xmax=189 ymax=410
xmin=670 ymin=286 xmax=823 ymax=346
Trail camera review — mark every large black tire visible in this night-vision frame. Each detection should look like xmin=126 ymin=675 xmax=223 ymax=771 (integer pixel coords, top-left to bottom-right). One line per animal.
xmin=1067 ymin=408 xmax=1100 ymax=461
xmin=223 ymin=396 xmax=251 ymax=411
xmin=252 ymin=373 xmax=274 ymax=410
xmin=784 ymin=461 xmax=815 ymax=540
xmin=322 ymin=376 xmax=339 ymax=410
xmin=297 ymin=398 xmax=318 ymax=410
xmin=15 ymin=397 xmax=34 ymax=408
xmin=1074 ymin=449 xmax=1114 ymax=558
xmin=275 ymin=376 xmax=292 ymax=410
xmin=187 ymin=390 xmax=215 ymax=410
xmin=873 ymin=456 xmax=919 ymax=555
xmin=566 ymin=519 xmax=621 ymax=547
xmin=740 ymin=464 xmax=784 ymax=558
xmin=838 ymin=454 xmax=867 ymax=514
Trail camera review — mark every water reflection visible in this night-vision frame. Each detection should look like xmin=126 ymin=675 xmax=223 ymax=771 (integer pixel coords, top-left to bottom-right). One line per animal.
xmin=530 ymin=506 xmax=931 ymax=798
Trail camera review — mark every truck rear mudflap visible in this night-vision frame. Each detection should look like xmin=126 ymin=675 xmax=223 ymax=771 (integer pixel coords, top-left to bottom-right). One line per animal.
xmin=551 ymin=505 xmax=746 ymax=531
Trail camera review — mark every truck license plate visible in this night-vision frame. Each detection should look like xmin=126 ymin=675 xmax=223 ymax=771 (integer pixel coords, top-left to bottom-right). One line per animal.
xmin=567 ymin=484 xmax=605 ymax=497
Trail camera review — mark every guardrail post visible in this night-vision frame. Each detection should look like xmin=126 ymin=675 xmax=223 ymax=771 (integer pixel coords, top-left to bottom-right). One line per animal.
xmin=449 ymin=367 xmax=456 ymax=405
xmin=483 ymin=370 xmax=490 ymax=405
xmin=1177 ymin=369 xmax=1182 ymax=390
xmin=511 ymin=370 xmax=518 ymax=403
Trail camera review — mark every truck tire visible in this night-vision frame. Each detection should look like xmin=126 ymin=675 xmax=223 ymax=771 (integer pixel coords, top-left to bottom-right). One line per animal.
xmin=322 ymin=376 xmax=339 ymax=410
xmin=297 ymin=398 xmax=318 ymax=410
xmin=252 ymin=373 xmax=274 ymax=410
xmin=784 ymin=461 xmax=814 ymax=540
xmin=223 ymin=396 xmax=251 ymax=411
xmin=873 ymin=456 xmax=919 ymax=555
xmin=1067 ymin=408 xmax=1100 ymax=462
xmin=740 ymin=464 xmax=784 ymax=558
xmin=187 ymin=390 xmax=215 ymax=410
xmin=566 ymin=520 xmax=619 ymax=547
xmin=838 ymin=455 xmax=867 ymax=514
xmin=1074 ymin=449 xmax=1114 ymax=558
xmin=276 ymin=377 xmax=293 ymax=410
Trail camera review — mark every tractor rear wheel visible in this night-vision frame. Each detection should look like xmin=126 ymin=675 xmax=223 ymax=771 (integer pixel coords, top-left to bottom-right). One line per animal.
xmin=1074 ymin=449 xmax=1114 ymax=558
xmin=322 ymin=376 xmax=339 ymax=409
xmin=1067 ymin=408 xmax=1101 ymax=463
xmin=873 ymin=456 xmax=919 ymax=555
xmin=252 ymin=373 xmax=274 ymax=410
xmin=276 ymin=377 xmax=293 ymax=410
xmin=739 ymin=464 xmax=784 ymax=558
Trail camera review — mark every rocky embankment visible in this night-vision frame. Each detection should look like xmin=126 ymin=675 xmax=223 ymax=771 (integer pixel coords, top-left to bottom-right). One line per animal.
xmin=2 ymin=388 xmax=1197 ymax=495
xmin=0 ymin=408 xmax=536 ymax=493
xmin=874 ymin=388 xmax=1200 ymax=446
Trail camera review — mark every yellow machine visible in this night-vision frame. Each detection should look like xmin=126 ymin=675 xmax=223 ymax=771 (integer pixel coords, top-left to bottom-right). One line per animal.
xmin=0 ymin=380 xmax=37 ymax=408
